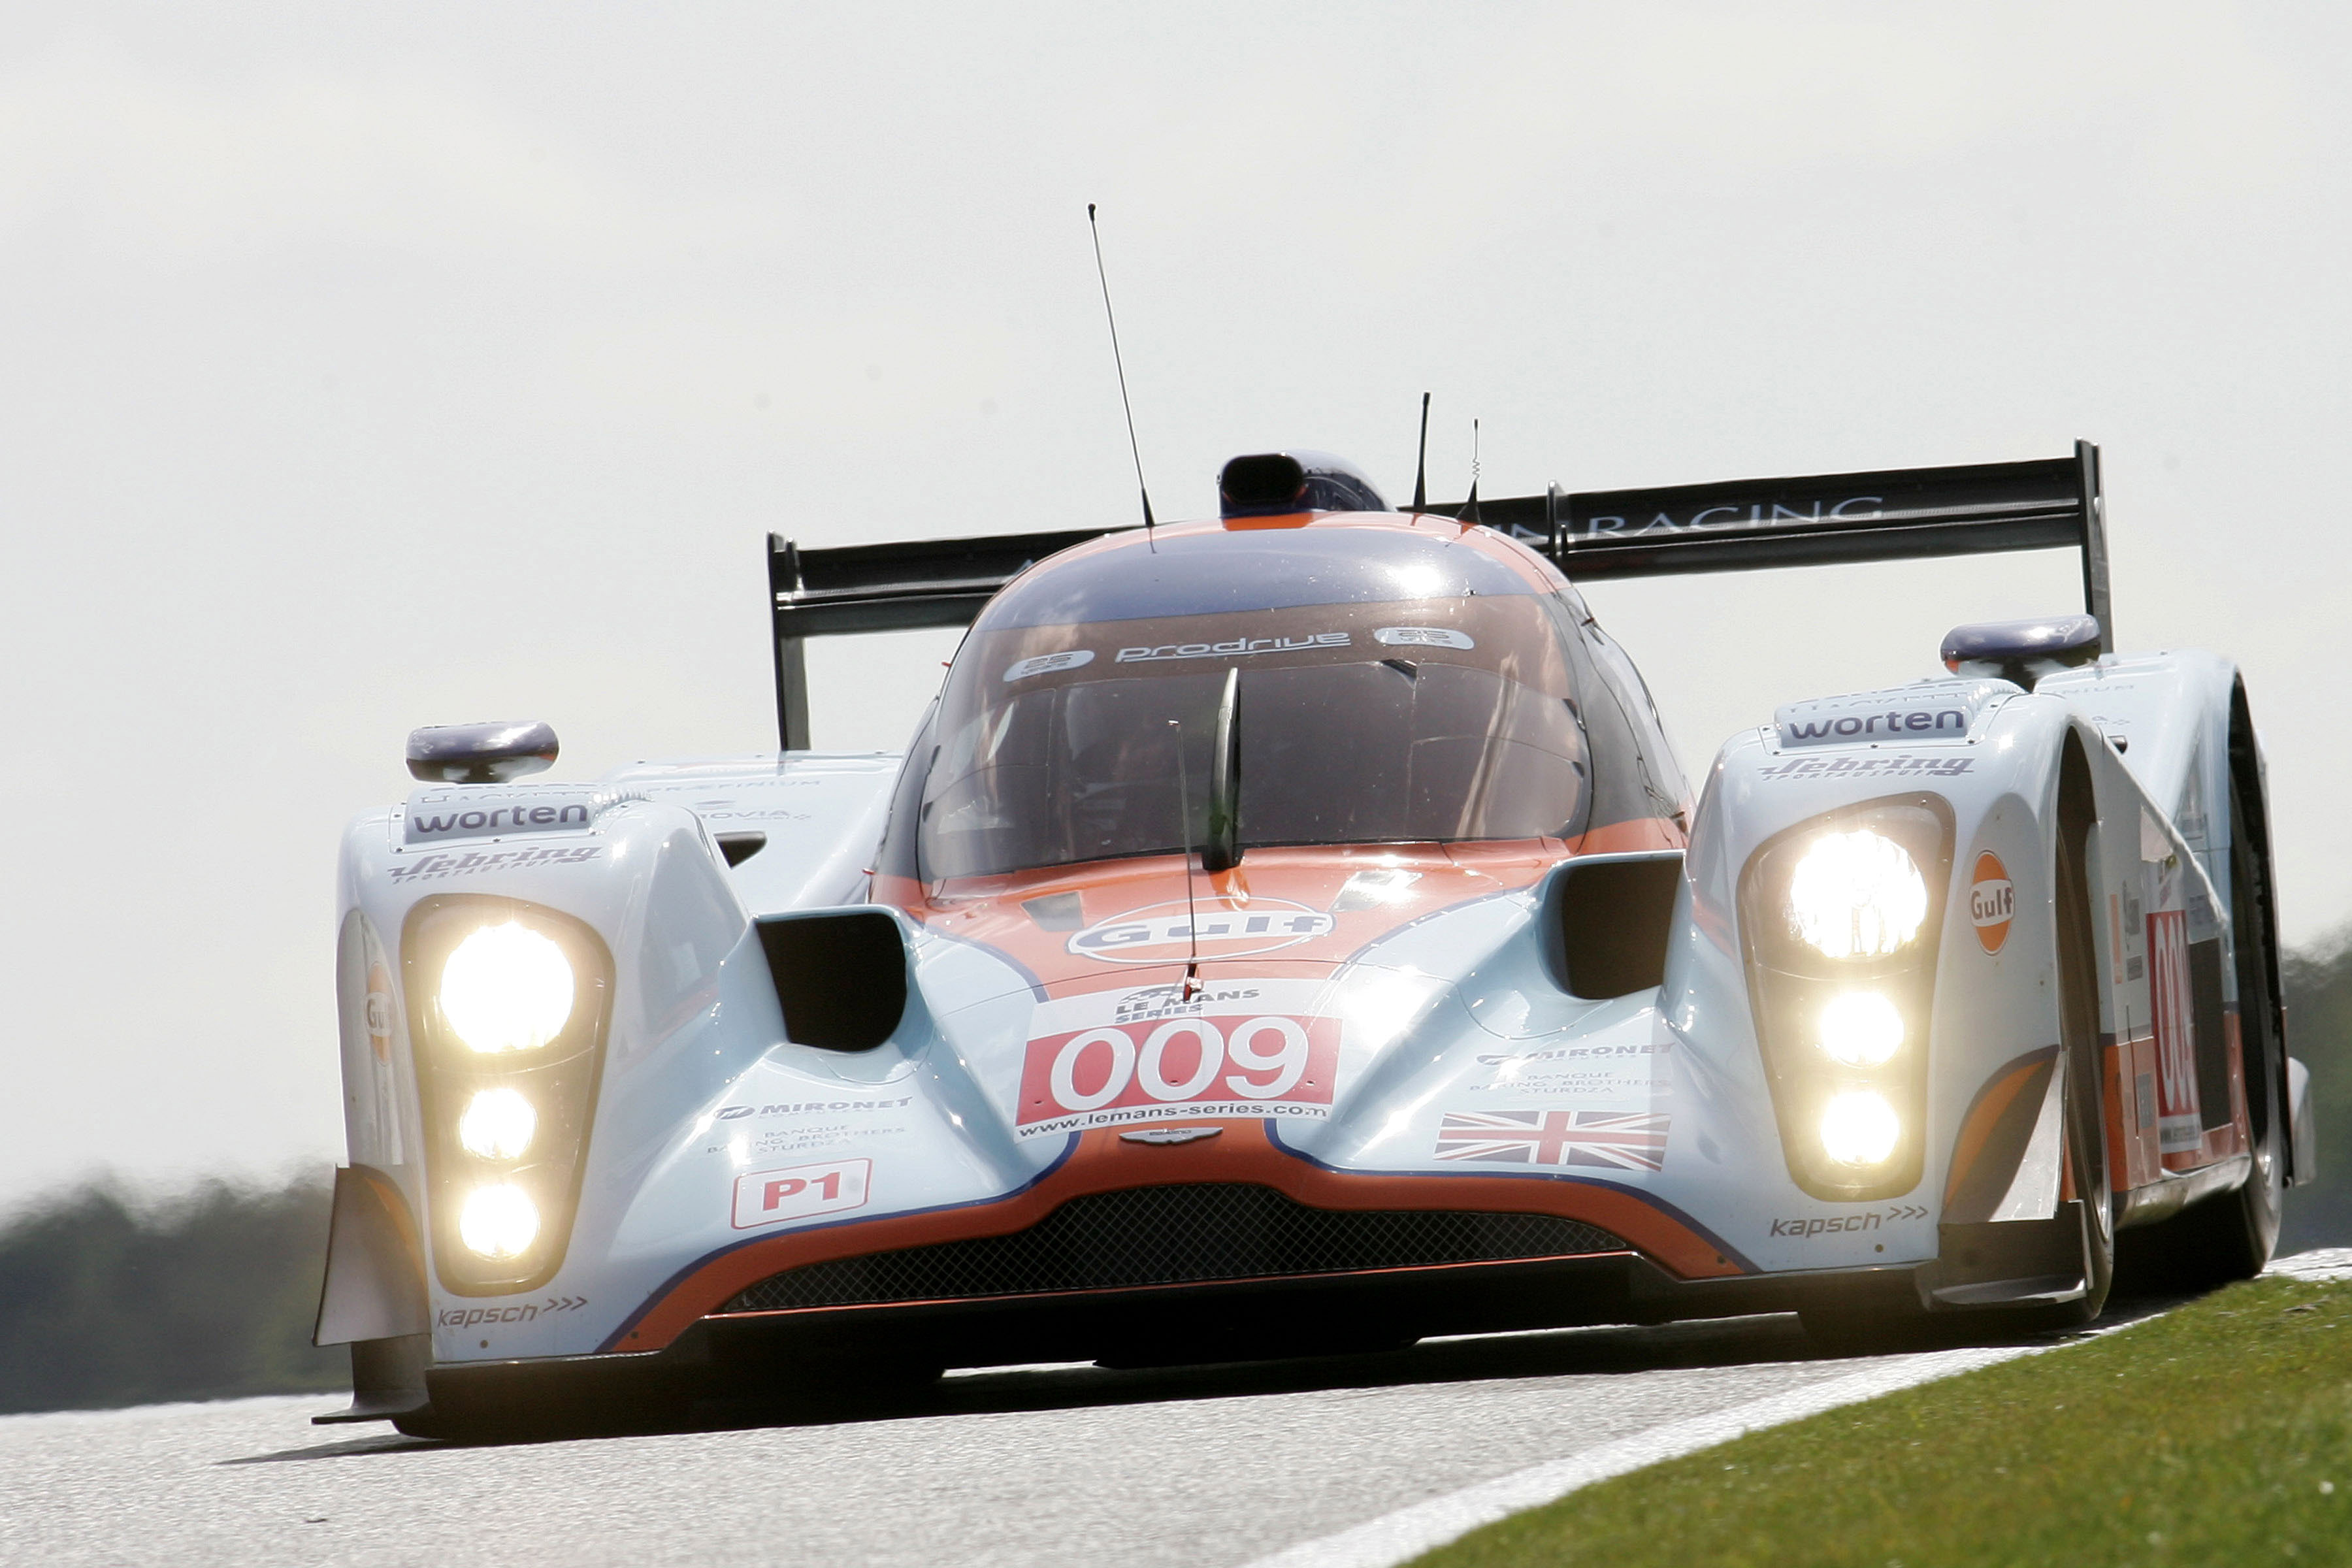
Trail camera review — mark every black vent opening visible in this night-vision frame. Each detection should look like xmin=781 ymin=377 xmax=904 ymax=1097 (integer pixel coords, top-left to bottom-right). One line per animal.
xmin=723 ymin=1183 xmax=1625 ymax=1313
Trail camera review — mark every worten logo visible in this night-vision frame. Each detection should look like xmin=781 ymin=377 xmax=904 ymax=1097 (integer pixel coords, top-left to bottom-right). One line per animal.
xmin=1970 ymin=851 xmax=2015 ymax=954
xmin=1115 ymin=632 xmax=1348 ymax=664
xmin=1780 ymin=707 xmax=1968 ymax=746
xmin=403 ymin=787 xmax=600 ymax=845
xmin=731 ymin=1157 xmax=870 ymax=1230
xmin=1068 ymin=899 xmax=1335 ymax=963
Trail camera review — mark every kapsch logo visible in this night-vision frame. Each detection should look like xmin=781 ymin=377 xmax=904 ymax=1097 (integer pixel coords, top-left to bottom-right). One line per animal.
xmin=1970 ymin=851 xmax=2014 ymax=954
xmin=730 ymin=1157 xmax=870 ymax=1230
xmin=1068 ymin=900 xmax=1336 ymax=963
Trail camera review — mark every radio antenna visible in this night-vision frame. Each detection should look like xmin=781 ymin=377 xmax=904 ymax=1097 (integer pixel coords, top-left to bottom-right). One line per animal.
xmin=1460 ymin=417 xmax=1482 ymax=525
xmin=1087 ymin=203 xmax=1156 ymax=531
xmin=1171 ymin=717 xmax=1201 ymax=998
xmin=1411 ymin=391 xmax=1431 ymax=512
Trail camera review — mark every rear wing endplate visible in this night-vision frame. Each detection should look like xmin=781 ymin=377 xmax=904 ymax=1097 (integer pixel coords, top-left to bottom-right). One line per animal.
xmin=768 ymin=442 xmax=2108 ymax=749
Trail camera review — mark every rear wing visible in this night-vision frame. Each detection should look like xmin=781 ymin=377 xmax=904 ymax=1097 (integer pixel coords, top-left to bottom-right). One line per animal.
xmin=768 ymin=442 xmax=2108 ymax=749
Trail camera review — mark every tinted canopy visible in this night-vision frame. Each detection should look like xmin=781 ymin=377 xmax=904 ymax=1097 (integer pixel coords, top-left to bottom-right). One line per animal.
xmin=900 ymin=525 xmax=1594 ymax=881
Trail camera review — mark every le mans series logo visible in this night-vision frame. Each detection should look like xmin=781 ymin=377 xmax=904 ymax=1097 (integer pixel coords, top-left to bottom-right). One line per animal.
xmin=1970 ymin=851 xmax=2014 ymax=954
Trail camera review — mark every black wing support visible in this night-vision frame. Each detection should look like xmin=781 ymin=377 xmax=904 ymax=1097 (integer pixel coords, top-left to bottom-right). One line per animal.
xmin=766 ymin=444 xmax=2108 ymax=750
xmin=768 ymin=525 xmax=1131 ymax=749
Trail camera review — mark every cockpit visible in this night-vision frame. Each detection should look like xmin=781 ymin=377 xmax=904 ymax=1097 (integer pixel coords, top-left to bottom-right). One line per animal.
xmin=890 ymin=519 xmax=1603 ymax=883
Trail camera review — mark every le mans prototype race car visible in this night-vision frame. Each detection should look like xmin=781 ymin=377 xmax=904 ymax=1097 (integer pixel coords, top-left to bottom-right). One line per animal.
xmin=316 ymin=442 xmax=2317 ymax=1436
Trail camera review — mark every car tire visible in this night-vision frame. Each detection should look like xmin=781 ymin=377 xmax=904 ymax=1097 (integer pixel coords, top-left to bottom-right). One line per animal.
xmin=2114 ymin=764 xmax=2285 ymax=1293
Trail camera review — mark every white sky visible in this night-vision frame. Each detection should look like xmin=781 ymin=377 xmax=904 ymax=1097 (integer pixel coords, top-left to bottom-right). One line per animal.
xmin=4 ymin=1 xmax=2349 ymax=1206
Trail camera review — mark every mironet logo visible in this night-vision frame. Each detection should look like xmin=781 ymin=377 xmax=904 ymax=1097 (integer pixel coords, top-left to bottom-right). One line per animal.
xmin=1970 ymin=851 xmax=2014 ymax=954
xmin=1068 ymin=900 xmax=1336 ymax=963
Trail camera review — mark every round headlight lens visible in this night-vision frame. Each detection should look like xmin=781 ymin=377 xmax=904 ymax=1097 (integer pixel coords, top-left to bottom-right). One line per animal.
xmin=457 ymin=1087 xmax=538 ymax=1162
xmin=1818 ymin=991 xmax=1906 ymax=1068
xmin=1787 ymin=830 xmax=1929 ymax=960
xmin=441 ymin=923 xmax=574 ymax=1054
xmin=457 ymin=1183 xmax=540 ymax=1260
xmin=1819 ymin=1090 xmax=1902 ymax=1166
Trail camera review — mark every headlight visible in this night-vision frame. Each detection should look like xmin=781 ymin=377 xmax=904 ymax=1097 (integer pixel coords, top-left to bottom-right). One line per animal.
xmin=1819 ymin=1091 xmax=1901 ymax=1166
xmin=457 ymin=1086 xmax=537 ymax=1161
xmin=1818 ymin=990 xmax=1904 ymax=1068
xmin=459 ymin=1184 xmax=541 ymax=1259
xmin=1739 ymin=794 xmax=1952 ymax=1201
xmin=440 ymin=923 xmax=575 ymax=1053
xmin=404 ymin=895 xmax=612 ymax=1296
xmin=1786 ymin=830 xmax=1927 ymax=959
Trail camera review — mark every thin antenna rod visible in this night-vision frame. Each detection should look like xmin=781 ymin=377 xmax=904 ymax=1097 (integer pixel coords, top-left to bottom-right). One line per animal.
xmin=1171 ymin=717 xmax=1200 ymax=997
xmin=1088 ymin=203 xmax=1156 ymax=530
xmin=1411 ymin=391 xmax=1431 ymax=512
xmin=1461 ymin=417 xmax=1482 ymax=525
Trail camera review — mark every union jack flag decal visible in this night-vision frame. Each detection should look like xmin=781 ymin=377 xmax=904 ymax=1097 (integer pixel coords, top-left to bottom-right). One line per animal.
xmin=1434 ymin=1109 xmax=1669 ymax=1171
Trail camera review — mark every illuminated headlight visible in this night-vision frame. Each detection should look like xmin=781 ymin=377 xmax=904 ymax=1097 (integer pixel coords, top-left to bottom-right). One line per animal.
xmin=457 ymin=1184 xmax=541 ymax=1259
xmin=1819 ymin=1090 xmax=1901 ymax=1166
xmin=457 ymin=1086 xmax=537 ymax=1161
xmin=1817 ymin=991 xmax=1904 ymax=1068
xmin=1786 ymin=830 xmax=1928 ymax=960
xmin=440 ymin=923 xmax=575 ymax=1053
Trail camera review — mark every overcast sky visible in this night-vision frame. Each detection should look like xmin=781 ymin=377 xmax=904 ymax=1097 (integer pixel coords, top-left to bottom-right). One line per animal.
xmin=5 ymin=2 xmax=2350 ymax=1207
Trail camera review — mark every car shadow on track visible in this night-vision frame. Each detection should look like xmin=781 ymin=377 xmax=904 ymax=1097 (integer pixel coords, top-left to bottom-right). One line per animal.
xmin=222 ymin=1277 xmax=2204 ymax=1465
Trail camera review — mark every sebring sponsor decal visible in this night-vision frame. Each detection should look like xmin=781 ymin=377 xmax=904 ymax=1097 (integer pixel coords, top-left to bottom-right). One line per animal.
xmin=1115 ymin=632 xmax=1349 ymax=664
xmin=1769 ymin=1204 xmax=1929 ymax=1239
xmin=1068 ymin=899 xmax=1335 ymax=963
xmin=1757 ymin=754 xmax=1974 ymax=782
xmin=1970 ymin=851 xmax=2015 ymax=954
xmin=387 ymin=845 xmax=604 ymax=883
xmin=437 ymin=1296 xmax=587 ymax=1328
xmin=732 ymin=1157 xmax=872 ymax=1230
xmin=1433 ymin=1109 xmax=1669 ymax=1171
xmin=1016 ymin=1012 xmax=1339 ymax=1138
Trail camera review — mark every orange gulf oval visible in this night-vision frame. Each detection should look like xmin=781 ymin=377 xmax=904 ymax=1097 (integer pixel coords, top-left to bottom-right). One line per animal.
xmin=1968 ymin=850 xmax=2014 ymax=955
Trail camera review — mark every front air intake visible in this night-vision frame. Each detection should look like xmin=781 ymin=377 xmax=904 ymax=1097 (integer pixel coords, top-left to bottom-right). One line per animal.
xmin=721 ymin=1183 xmax=1625 ymax=1313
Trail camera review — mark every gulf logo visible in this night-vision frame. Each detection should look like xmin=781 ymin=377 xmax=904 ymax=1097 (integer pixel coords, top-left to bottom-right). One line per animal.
xmin=1969 ymin=851 xmax=2014 ymax=954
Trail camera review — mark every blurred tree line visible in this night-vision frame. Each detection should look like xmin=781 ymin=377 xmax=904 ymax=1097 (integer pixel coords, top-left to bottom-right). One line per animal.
xmin=0 ymin=1173 xmax=344 ymax=1414
xmin=2280 ymin=930 xmax=2352 ymax=1252
xmin=0 ymin=934 xmax=2346 ymax=1415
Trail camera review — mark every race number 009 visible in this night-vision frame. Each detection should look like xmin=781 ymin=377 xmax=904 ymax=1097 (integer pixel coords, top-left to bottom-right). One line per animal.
xmin=1044 ymin=1017 xmax=1311 ymax=1112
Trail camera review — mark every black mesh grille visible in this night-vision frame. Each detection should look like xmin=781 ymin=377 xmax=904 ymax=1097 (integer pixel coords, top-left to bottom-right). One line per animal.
xmin=722 ymin=1183 xmax=1625 ymax=1313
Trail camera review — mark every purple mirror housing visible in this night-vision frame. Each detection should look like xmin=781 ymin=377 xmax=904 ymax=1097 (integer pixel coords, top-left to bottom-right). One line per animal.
xmin=405 ymin=720 xmax=559 ymax=784
xmin=1939 ymin=614 xmax=2104 ymax=689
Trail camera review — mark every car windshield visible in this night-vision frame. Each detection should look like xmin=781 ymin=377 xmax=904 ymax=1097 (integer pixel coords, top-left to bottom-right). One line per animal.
xmin=911 ymin=581 xmax=1592 ymax=881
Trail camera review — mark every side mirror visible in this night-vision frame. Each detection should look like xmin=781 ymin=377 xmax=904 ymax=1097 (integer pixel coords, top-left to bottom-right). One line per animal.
xmin=406 ymin=721 xmax=559 ymax=785
xmin=1543 ymin=851 xmax=1684 ymax=999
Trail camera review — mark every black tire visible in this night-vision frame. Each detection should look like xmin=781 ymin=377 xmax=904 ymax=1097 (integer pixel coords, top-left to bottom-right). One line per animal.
xmin=2114 ymin=762 xmax=2285 ymax=1291
xmin=2035 ymin=808 xmax=2115 ymax=1328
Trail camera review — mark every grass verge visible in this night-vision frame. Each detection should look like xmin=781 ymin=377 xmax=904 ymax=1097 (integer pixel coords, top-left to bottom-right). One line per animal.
xmin=1412 ymin=1274 xmax=2351 ymax=1567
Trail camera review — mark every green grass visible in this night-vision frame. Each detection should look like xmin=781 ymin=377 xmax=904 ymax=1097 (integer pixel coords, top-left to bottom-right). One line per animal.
xmin=1412 ymin=1275 xmax=2352 ymax=1568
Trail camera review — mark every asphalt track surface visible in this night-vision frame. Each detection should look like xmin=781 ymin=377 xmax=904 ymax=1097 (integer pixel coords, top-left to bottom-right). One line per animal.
xmin=8 ymin=1253 xmax=2348 ymax=1568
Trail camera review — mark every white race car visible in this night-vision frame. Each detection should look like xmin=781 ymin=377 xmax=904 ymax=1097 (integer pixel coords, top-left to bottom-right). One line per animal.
xmin=314 ymin=443 xmax=2316 ymax=1437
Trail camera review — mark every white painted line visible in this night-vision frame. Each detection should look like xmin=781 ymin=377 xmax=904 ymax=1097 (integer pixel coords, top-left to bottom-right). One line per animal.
xmin=2269 ymin=1247 xmax=2352 ymax=1283
xmin=1240 ymin=1344 xmax=2038 ymax=1568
